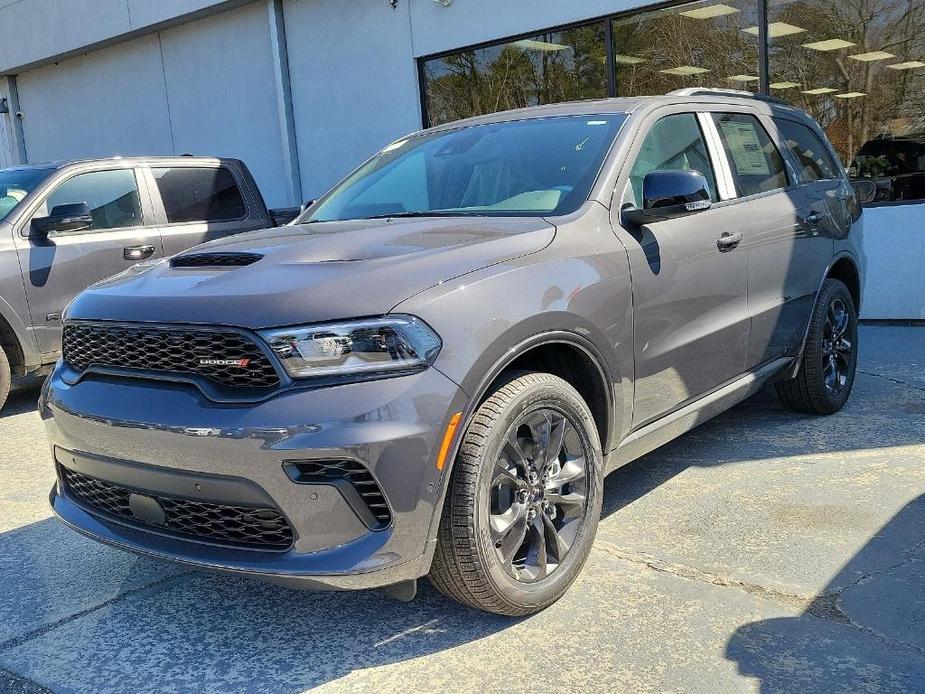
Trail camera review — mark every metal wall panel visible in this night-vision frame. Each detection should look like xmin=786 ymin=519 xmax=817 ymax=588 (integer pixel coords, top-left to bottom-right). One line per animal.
xmin=283 ymin=0 xmax=421 ymax=199
xmin=16 ymin=35 xmax=174 ymax=162
xmin=158 ymin=2 xmax=288 ymax=206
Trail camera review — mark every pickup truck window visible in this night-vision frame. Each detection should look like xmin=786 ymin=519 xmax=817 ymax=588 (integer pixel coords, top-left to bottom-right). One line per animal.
xmin=0 ymin=167 xmax=53 ymax=222
xmin=152 ymin=167 xmax=246 ymax=224
xmin=38 ymin=169 xmax=143 ymax=231
xmin=307 ymin=114 xmax=627 ymax=222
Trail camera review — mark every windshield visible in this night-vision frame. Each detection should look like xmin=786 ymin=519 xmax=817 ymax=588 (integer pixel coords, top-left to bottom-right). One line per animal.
xmin=850 ymin=138 xmax=925 ymax=178
xmin=306 ymin=114 xmax=627 ymax=223
xmin=0 ymin=167 xmax=53 ymax=222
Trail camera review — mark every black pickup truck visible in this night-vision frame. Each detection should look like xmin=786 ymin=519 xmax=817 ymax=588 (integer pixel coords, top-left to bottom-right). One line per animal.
xmin=0 ymin=156 xmax=301 ymax=409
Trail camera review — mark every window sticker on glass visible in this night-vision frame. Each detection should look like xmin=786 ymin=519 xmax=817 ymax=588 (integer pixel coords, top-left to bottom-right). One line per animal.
xmin=719 ymin=121 xmax=771 ymax=175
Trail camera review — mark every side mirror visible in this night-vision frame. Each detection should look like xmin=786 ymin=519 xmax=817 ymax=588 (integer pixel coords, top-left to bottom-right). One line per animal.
xmin=850 ymin=179 xmax=877 ymax=205
xmin=622 ymin=169 xmax=712 ymax=227
xmin=300 ymin=199 xmax=316 ymax=214
xmin=31 ymin=202 xmax=93 ymax=236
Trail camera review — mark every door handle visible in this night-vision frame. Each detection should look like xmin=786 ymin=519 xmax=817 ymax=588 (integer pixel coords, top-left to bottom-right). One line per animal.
xmin=716 ymin=231 xmax=743 ymax=252
xmin=800 ymin=212 xmax=821 ymax=226
xmin=124 ymin=245 xmax=156 ymax=261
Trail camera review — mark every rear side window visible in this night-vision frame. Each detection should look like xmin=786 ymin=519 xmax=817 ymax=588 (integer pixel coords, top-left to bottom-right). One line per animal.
xmin=628 ymin=113 xmax=718 ymax=203
xmin=711 ymin=113 xmax=788 ymax=198
xmin=152 ymin=167 xmax=246 ymax=223
xmin=774 ymin=118 xmax=840 ymax=182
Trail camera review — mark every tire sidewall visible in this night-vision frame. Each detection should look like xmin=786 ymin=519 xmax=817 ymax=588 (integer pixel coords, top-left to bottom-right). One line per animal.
xmin=813 ymin=281 xmax=858 ymax=411
xmin=0 ymin=345 xmax=10 ymax=411
xmin=471 ymin=378 xmax=603 ymax=609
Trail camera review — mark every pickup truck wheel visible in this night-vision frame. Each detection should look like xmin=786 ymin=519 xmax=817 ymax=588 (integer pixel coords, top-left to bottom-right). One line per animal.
xmin=776 ymin=278 xmax=858 ymax=415
xmin=0 ymin=344 xmax=10 ymax=412
xmin=428 ymin=371 xmax=603 ymax=616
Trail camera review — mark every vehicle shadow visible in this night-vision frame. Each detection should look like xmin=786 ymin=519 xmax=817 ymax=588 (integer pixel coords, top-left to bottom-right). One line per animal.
xmin=1 ymin=379 xmax=43 ymax=419
xmin=0 ymin=516 xmax=519 ymax=692
xmin=724 ymin=493 xmax=925 ymax=692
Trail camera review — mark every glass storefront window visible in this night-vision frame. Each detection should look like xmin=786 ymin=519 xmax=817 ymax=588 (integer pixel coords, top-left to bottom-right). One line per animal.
xmin=422 ymin=23 xmax=608 ymax=127
xmin=612 ymin=0 xmax=759 ymax=97
xmin=419 ymin=0 xmax=925 ymax=205
xmin=768 ymin=0 xmax=925 ymax=202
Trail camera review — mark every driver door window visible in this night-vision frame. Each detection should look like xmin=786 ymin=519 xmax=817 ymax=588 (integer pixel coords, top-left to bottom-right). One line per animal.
xmin=628 ymin=113 xmax=717 ymax=204
xmin=35 ymin=169 xmax=143 ymax=231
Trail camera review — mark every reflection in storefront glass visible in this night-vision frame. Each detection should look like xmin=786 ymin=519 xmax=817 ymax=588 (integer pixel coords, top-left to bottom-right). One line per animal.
xmin=422 ymin=23 xmax=608 ymax=127
xmin=768 ymin=0 xmax=925 ymax=202
xmin=420 ymin=0 xmax=925 ymax=205
xmin=612 ymin=0 xmax=760 ymax=96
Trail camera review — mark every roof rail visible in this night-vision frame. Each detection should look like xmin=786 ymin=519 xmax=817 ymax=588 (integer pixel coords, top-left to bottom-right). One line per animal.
xmin=667 ymin=87 xmax=790 ymax=106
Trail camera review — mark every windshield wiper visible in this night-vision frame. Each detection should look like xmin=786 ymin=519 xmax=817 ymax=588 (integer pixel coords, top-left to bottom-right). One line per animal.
xmin=362 ymin=210 xmax=481 ymax=220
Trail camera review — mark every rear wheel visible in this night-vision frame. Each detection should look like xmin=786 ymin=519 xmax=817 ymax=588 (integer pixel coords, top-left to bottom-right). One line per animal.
xmin=776 ymin=278 xmax=858 ymax=414
xmin=0 ymin=344 xmax=10 ymax=412
xmin=428 ymin=371 xmax=603 ymax=616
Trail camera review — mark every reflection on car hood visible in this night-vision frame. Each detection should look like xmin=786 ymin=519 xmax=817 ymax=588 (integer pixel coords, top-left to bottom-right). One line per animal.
xmin=67 ymin=217 xmax=556 ymax=328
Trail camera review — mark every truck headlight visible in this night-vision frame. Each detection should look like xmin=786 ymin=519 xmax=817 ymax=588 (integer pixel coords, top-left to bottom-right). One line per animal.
xmin=259 ymin=316 xmax=441 ymax=380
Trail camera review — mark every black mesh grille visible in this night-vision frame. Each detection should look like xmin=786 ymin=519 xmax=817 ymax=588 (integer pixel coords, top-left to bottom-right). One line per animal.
xmin=288 ymin=460 xmax=391 ymax=527
xmin=63 ymin=322 xmax=280 ymax=389
xmin=171 ymin=252 xmax=263 ymax=268
xmin=60 ymin=466 xmax=293 ymax=550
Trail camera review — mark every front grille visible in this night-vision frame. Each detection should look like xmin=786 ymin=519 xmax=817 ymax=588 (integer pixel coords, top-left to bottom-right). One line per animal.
xmin=171 ymin=252 xmax=263 ymax=268
xmin=63 ymin=322 xmax=280 ymax=389
xmin=285 ymin=460 xmax=392 ymax=528
xmin=60 ymin=466 xmax=294 ymax=550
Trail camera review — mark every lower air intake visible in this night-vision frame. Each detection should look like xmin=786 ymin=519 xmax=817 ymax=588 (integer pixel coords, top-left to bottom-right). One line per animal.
xmin=60 ymin=465 xmax=294 ymax=551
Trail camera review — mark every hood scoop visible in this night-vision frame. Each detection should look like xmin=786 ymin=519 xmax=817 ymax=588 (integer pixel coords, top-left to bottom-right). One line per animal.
xmin=170 ymin=252 xmax=263 ymax=269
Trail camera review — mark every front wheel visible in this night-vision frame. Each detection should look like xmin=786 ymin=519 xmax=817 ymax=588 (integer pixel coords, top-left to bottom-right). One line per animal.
xmin=776 ymin=278 xmax=858 ymax=415
xmin=428 ymin=371 xmax=603 ymax=616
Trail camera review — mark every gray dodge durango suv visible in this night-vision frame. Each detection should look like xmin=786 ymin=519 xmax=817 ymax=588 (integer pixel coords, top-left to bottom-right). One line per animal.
xmin=42 ymin=89 xmax=864 ymax=615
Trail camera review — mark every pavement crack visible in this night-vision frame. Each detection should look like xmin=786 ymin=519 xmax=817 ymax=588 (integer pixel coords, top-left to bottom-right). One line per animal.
xmin=857 ymin=369 xmax=925 ymax=393
xmin=594 ymin=542 xmax=816 ymax=610
xmin=0 ymin=571 xmax=193 ymax=653
xmin=597 ymin=542 xmax=925 ymax=658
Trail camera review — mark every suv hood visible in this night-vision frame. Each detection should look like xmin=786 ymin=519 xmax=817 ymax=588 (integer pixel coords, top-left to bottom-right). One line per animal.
xmin=67 ymin=217 xmax=555 ymax=328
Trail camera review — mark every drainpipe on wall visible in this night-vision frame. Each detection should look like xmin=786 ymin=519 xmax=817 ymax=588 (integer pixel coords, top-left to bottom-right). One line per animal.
xmin=267 ymin=0 xmax=302 ymax=206
xmin=0 ymin=75 xmax=27 ymax=166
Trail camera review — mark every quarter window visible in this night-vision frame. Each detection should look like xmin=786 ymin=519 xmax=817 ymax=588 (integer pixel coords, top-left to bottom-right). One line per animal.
xmin=774 ymin=118 xmax=840 ymax=182
xmin=152 ymin=167 xmax=246 ymax=224
xmin=40 ymin=169 xmax=143 ymax=231
xmin=711 ymin=113 xmax=788 ymax=197
xmin=628 ymin=113 xmax=717 ymax=203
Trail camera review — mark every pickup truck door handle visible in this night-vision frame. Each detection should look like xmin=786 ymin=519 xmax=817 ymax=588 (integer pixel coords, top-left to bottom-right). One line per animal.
xmin=716 ymin=231 xmax=744 ymax=252
xmin=800 ymin=212 xmax=822 ymax=226
xmin=124 ymin=245 xmax=156 ymax=261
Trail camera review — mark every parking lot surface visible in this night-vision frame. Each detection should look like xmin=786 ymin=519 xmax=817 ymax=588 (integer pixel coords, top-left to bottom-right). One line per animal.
xmin=0 ymin=326 xmax=923 ymax=693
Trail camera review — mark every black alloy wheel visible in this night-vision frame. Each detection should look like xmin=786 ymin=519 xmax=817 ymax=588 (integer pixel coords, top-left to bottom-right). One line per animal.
xmin=429 ymin=371 xmax=603 ymax=616
xmin=489 ymin=408 xmax=590 ymax=582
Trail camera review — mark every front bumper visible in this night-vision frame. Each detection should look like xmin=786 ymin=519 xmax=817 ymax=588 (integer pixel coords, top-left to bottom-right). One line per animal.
xmin=42 ymin=364 xmax=467 ymax=590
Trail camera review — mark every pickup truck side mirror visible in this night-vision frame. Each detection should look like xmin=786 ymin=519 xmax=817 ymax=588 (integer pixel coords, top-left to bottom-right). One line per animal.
xmin=300 ymin=199 xmax=316 ymax=214
xmin=850 ymin=179 xmax=877 ymax=205
xmin=621 ymin=169 xmax=712 ymax=227
xmin=31 ymin=202 xmax=93 ymax=236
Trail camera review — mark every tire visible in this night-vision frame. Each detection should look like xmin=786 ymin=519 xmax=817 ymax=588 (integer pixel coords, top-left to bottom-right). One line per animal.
xmin=428 ymin=371 xmax=604 ymax=616
xmin=776 ymin=278 xmax=858 ymax=415
xmin=0 ymin=344 xmax=10 ymax=412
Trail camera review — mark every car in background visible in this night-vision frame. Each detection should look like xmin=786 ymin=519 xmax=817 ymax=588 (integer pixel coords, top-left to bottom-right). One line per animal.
xmin=848 ymin=134 xmax=925 ymax=203
xmin=0 ymin=156 xmax=300 ymax=409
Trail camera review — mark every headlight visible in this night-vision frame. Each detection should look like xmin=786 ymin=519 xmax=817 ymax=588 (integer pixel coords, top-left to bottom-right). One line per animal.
xmin=259 ymin=315 xmax=441 ymax=380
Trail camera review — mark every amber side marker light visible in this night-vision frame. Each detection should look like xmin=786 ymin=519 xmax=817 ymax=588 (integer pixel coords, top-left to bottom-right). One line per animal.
xmin=436 ymin=412 xmax=463 ymax=470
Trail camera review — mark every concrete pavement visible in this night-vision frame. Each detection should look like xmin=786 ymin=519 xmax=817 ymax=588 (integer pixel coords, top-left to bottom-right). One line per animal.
xmin=0 ymin=326 xmax=923 ymax=693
